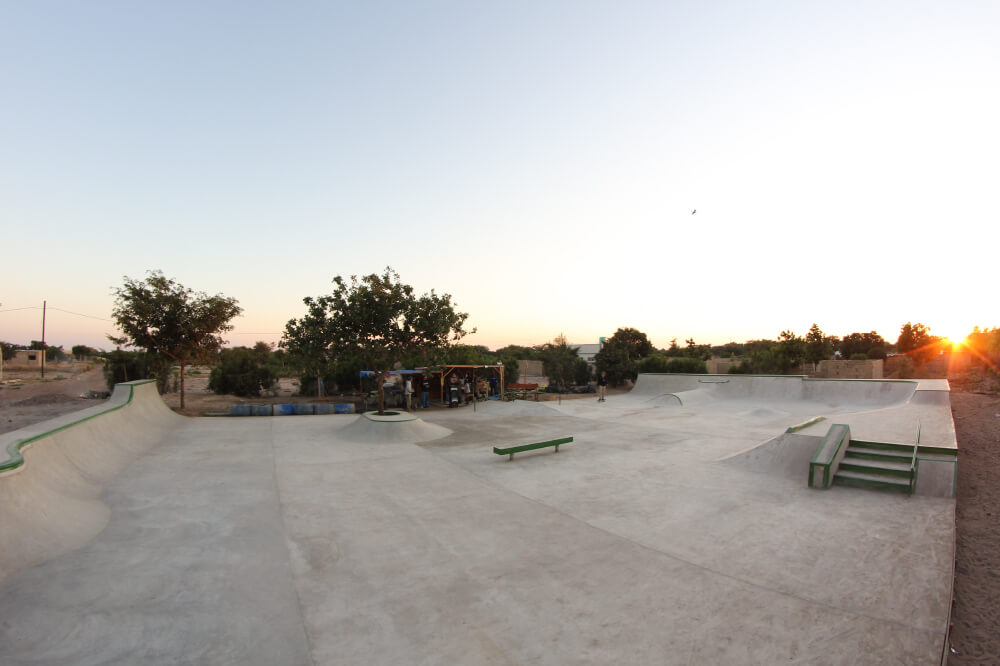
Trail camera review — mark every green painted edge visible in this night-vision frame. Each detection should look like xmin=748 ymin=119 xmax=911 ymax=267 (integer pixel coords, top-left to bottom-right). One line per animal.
xmin=808 ymin=423 xmax=850 ymax=489
xmin=494 ymin=436 xmax=573 ymax=456
xmin=0 ymin=380 xmax=152 ymax=473
xmin=786 ymin=416 xmax=826 ymax=434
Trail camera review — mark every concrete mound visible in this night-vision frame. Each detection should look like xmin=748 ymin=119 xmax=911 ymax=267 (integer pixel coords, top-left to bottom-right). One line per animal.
xmin=337 ymin=412 xmax=452 ymax=443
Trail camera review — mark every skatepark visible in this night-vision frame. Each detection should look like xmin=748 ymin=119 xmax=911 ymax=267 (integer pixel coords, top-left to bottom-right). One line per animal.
xmin=0 ymin=374 xmax=957 ymax=664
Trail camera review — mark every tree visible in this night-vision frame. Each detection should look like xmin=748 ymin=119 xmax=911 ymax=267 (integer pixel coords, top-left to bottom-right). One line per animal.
xmin=208 ymin=347 xmax=278 ymax=397
xmin=594 ymin=327 xmax=654 ymax=386
xmin=0 ymin=341 xmax=16 ymax=361
xmin=537 ymin=336 xmax=585 ymax=390
xmin=72 ymin=345 xmax=99 ymax=360
xmin=896 ymin=322 xmax=941 ymax=364
xmin=776 ymin=330 xmax=805 ymax=372
xmin=838 ymin=331 xmax=886 ymax=360
xmin=110 ymin=271 xmax=242 ymax=409
xmin=281 ymin=267 xmax=470 ymax=414
xmin=804 ymin=324 xmax=833 ymax=366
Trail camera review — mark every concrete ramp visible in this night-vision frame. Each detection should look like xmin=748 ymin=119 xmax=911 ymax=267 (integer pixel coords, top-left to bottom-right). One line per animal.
xmin=0 ymin=380 xmax=180 ymax=582
xmin=717 ymin=432 xmax=825 ymax=481
xmin=631 ymin=374 xmax=917 ymax=408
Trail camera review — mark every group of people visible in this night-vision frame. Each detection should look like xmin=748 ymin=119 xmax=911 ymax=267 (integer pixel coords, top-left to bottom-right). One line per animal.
xmin=398 ymin=370 xmax=609 ymax=409
xmin=402 ymin=375 xmax=433 ymax=410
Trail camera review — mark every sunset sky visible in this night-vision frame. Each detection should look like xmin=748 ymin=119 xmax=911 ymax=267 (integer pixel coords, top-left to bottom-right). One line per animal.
xmin=2 ymin=1 xmax=997 ymax=352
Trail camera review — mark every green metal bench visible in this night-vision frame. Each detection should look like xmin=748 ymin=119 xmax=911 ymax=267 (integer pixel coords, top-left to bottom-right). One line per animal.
xmin=493 ymin=436 xmax=573 ymax=460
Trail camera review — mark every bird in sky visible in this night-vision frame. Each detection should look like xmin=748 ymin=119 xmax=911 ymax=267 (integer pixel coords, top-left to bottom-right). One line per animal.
xmin=691 ymin=209 xmax=697 ymax=215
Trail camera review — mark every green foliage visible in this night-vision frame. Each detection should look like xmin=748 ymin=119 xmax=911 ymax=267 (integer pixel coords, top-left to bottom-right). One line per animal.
xmin=711 ymin=342 xmax=745 ymax=358
xmin=494 ymin=344 xmax=538 ymax=360
xmin=594 ymin=327 xmax=654 ymax=386
xmin=29 ymin=341 xmax=67 ymax=361
xmin=665 ymin=357 xmax=707 ymax=373
xmin=537 ymin=337 xmax=585 ymax=390
xmin=838 ymin=331 xmax=887 ymax=359
xmin=684 ymin=338 xmax=712 ymax=360
xmin=867 ymin=347 xmax=887 ymax=360
xmin=896 ymin=322 xmax=943 ymax=364
xmin=637 ymin=353 xmax=672 ymax=373
xmin=208 ymin=347 xmax=277 ymax=397
xmin=727 ymin=334 xmax=802 ymax=374
xmin=0 ymin=341 xmax=15 ymax=361
xmin=71 ymin=345 xmax=99 ymax=360
xmin=102 ymin=349 xmax=167 ymax=391
xmin=110 ymin=270 xmax=242 ymax=408
xmin=805 ymin=324 xmax=833 ymax=365
xmin=849 ymin=353 xmax=868 ymax=361
xmin=281 ymin=267 xmax=470 ymax=412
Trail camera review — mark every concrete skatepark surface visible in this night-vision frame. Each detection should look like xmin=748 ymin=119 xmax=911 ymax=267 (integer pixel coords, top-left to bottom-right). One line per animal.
xmin=0 ymin=376 xmax=957 ymax=664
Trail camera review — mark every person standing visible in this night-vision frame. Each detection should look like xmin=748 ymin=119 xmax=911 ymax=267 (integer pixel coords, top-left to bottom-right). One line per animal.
xmin=404 ymin=376 xmax=413 ymax=411
xmin=421 ymin=376 xmax=431 ymax=409
xmin=597 ymin=371 xmax=608 ymax=402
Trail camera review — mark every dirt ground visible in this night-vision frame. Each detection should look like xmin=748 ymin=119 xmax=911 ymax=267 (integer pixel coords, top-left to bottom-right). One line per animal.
xmin=947 ymin=390 xmax=1000 ymax=663
xmin=1 ymin=367 xmax=996 ymax=658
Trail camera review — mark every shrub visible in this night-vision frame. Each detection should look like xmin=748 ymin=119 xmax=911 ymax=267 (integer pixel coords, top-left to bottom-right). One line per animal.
xmin=103 ymin=350 xmax=168 ymax=391
xmin=849 ymin=353 xmax=868 ymax=361
xmin=209 ymin=347 xmax=277 ymax=397
xmin=665 ymin=357 xmax=707 ymax=373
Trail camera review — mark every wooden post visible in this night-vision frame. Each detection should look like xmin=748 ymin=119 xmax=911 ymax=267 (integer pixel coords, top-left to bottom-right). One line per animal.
xmin=40 ymin=300 xmax=46 ymax=379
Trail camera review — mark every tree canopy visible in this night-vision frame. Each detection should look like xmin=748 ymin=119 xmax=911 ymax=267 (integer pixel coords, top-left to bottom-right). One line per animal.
xmin=281 ymin=267 xmax=471 ymax=413
xmin=896 ymin=322 xmax=941 ymax=364
xmin=594 ymin=327 xmax=654 ymax=386
xmin=110 ymin=270 xmax=242 ymax=408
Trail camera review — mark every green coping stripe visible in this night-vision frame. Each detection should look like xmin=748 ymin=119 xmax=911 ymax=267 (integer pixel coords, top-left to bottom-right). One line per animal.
xmin=0 ymin=381 xmax=151 ymax=473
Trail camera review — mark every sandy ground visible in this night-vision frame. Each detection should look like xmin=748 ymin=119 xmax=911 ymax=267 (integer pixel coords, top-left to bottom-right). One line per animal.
xmin=0 ymin=364 xmax=108 ymax=433
xmin=1 ymin=368 xmax=996 ymax=659
xmin=948 ymin=390 xmax=1000 ymax=663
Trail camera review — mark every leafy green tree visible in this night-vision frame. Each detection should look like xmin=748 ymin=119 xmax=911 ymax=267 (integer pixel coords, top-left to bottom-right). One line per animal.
xmin=665 ymin=357 xmax=707 ymax=373
xmin=102 ymin=349 xmax=161 ymax=389
xmin=711 ymin=342 xmax=745 ymax=358
xmin=594 ymin=327 xmax=654 ymax=386
xmin=664 ymin=338 xmax=683 ymax=357
xmin=29 ymin=340 xmax=66 ymax=362
xmin=776 ymin=330 xmax=805 ymax=372
xmin=683 ymin=338 xmax=712 ymax=360
xmin=209 ymin=347 xmax=278 ymax=397
xmin=838 ymin=331 xmax=886 ymax=359
xmin=71 ymin=345 xmax=99 ymax=360
xmin=537 ymin=335 xmax=585 ymax=390
xmin=804 ymin=324 xmax=833 ymax=365
xmin=896 ymin=322 xmax=941 ymax=364
xmin=110 ymin=270 xmax=243 ymax=408
xmin=281 ymin=267 xmax=470 ymax=414
xmin=0 ymin=341 xmax=16 ymax=361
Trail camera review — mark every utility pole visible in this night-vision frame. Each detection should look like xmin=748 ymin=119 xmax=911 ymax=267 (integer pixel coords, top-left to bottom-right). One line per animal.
xmin=41 ymin=300 xmax=46 ymax=379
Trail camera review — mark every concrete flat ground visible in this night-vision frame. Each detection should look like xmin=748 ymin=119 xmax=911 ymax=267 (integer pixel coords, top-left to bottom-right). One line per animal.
xmin=0 ymin=376 xmax=956 ymax=665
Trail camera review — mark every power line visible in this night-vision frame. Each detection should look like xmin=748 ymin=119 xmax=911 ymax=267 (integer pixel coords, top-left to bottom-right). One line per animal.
xmin=48 ymin=307 xmax=112 ymax=322
xmin=0 ymin=305 xmax=111 ymax=321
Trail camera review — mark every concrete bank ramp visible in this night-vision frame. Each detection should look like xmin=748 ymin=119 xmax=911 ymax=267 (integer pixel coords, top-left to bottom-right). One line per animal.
xmin=0 ymin=380 xmax=180 ymax=582
xmin=716 ymin=432 xmax=825 ymax=480
xmin=631 ymin=374 xmax=918 ymax=407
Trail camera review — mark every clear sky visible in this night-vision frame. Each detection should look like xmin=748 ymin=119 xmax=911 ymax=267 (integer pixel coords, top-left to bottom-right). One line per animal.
xmin=2 ymin=1 xmax=997 ymax=352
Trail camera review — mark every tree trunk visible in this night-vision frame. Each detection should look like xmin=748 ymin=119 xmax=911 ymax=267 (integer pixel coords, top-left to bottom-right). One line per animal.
xmin=180 ymin=360 xmax=186 ymax=410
